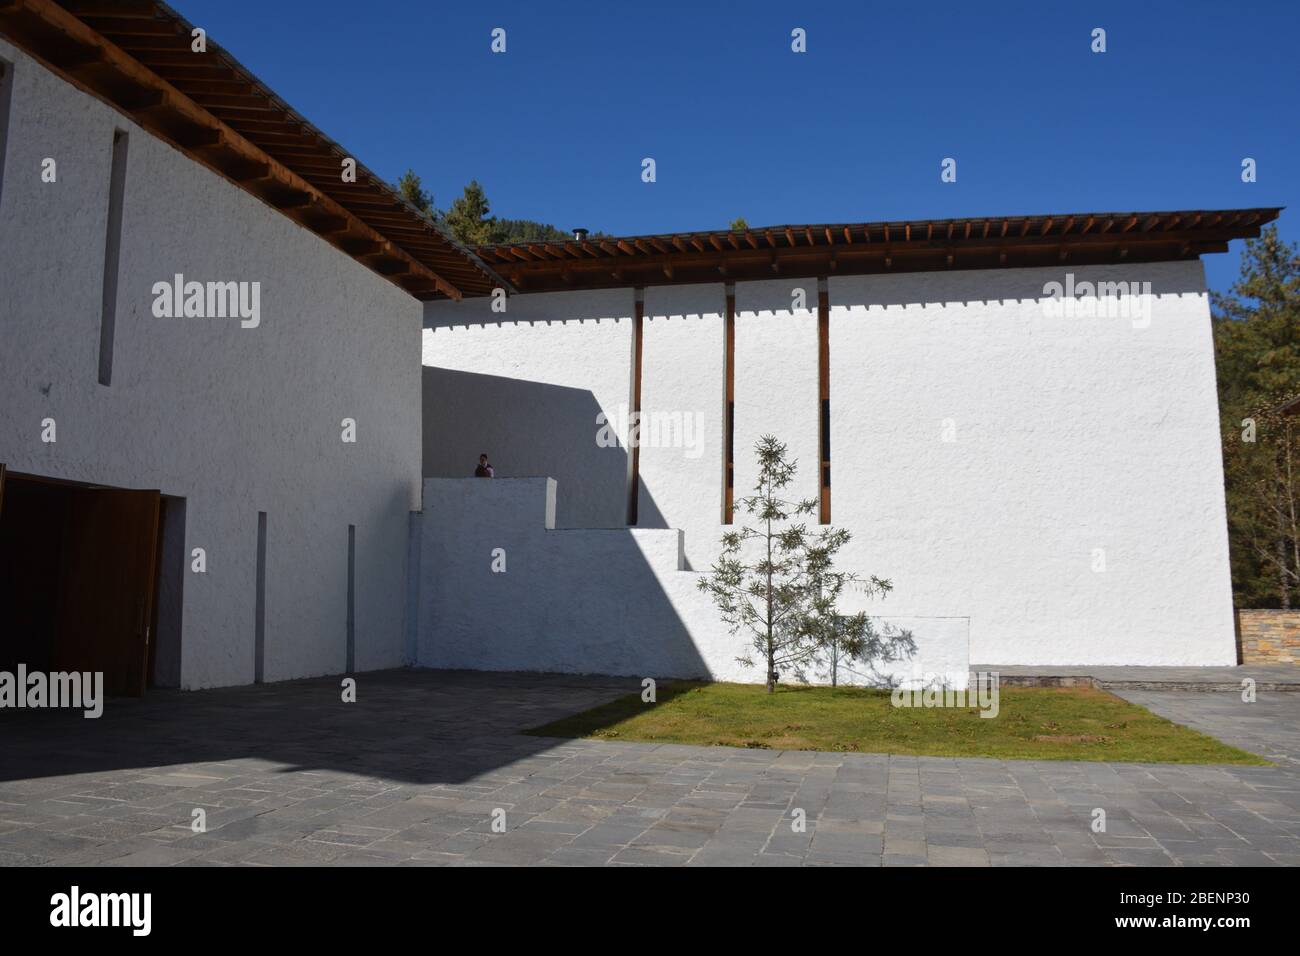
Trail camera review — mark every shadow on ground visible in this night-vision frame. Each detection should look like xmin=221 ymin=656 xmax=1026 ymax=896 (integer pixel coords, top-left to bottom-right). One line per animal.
xmin=0 ymin=668 xmax=638 ymax=786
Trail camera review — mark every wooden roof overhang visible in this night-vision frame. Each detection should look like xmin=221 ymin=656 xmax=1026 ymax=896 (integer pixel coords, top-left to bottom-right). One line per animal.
xmin=0 ymin=0 xmax=510 ymax=300
xmin=474 ymin=208 xmax=1283 ymax=297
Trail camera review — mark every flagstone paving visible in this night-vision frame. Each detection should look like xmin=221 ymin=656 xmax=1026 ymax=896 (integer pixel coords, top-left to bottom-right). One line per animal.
xmin=1 ymin=669 xmax=1297 ymax=867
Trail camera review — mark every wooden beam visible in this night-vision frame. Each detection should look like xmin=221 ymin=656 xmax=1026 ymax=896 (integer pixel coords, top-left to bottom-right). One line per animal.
xmin=337 ymin=237 xmax=383 ymax=256
xmin=266 ymin=188 xmax=312 ymax=211
xmin=118 ymin=86 xmax=166 ymax=110
xmin=723 ymin=287 xmax=736 ymax=525
xmin=171 ymin=124 xmax=220 ymax=148
xmin=818 ymin=282 xmax=830 ymax=524
xmin=182 ymin=91 xmax=279 ymax=110
xmin=117 ymin=48 xmax=219 ymax=66
xmin=79 ymin=16 xmax=182 ymax=37
xmin=63 ymin=1 xmax=159 ymax=17
xmin=368 ymin=257 xmax=412 ymax=276
xmin=627 ymin=291 xmax=644 ymax=526
xmin=147 ymin=64 xmax=241 ymax=83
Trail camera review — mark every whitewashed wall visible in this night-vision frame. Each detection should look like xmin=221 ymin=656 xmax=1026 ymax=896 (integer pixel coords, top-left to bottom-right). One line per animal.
xmin=829 ymin=261 xmax=1235 ymax=666
xmin=422 ymin=289 xmax=634 ymax=528
xmin=733 ymin=279 xmax=821 ymax=509
xmin=416 ymin=478 xmax=969 ymax=687
xmin=0 ymin=42 xmax=420 ymax=688
xmin=416 ymin=259 xmax=1236 ymax=667
xmin=638 ymin=284 xmax=725 ymax=569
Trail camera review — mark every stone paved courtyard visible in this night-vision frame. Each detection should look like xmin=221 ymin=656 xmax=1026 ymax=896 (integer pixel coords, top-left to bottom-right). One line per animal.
xmin=1 ymin=669 xmax=1298 ymax=867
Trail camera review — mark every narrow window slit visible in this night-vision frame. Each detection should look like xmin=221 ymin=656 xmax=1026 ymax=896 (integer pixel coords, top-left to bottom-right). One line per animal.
xmin=98 ymin=130 xmax=129 ymax=387
xmin=0 ymin=59 xmax=15 ymax=212
xmin=254 ymin=511 xmax=267 ymax=683
xmin=346 ymin=524 xmax=356 ymax=673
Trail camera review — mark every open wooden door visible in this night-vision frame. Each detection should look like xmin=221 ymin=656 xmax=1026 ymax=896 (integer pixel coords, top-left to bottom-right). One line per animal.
xmin=52 ymin=487 xmax=161 ymax=697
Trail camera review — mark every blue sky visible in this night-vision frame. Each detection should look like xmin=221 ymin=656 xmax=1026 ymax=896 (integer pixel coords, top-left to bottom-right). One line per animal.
xmin=174 ymin=0 xmax=1296 ymax=296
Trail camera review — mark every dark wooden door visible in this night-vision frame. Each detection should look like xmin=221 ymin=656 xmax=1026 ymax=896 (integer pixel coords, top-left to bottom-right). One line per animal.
xmin=53 ymin=487 xmax=161 ymax=697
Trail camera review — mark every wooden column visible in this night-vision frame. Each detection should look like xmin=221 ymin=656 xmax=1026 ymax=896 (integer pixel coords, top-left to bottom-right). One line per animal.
xmin=723 ymin=285 xmax=736 ymax=524
xmin=818 ymin=281 xmax=831 ymax=523
xmin=627 ymin=289 xmax=644 ymax=525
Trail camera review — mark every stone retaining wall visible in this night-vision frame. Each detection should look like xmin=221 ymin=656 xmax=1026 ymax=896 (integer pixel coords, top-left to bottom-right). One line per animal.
xmin=1236 ymin=610 xmax=1300 ymax=664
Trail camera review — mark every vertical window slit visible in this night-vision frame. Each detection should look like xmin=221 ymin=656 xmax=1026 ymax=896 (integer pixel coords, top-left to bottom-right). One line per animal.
xmin=98 ymin=130 xmax=129 ymax=387
xmin=254 ymin=511 xmax=267 ymax=684
xmin=346 ymin=524 xmax=356 ymax=673
xmin=0 ymin=59 xmax=15 ymax=212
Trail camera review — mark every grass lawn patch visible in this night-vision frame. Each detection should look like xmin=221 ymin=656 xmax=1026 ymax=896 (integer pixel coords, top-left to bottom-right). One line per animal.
xmin=525 ymin=681 xmax=1267 ymax=764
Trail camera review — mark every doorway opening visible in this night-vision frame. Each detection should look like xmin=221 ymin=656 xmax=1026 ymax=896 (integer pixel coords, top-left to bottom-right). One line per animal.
xmin=0 ymin=466 xmax=183 ymax=696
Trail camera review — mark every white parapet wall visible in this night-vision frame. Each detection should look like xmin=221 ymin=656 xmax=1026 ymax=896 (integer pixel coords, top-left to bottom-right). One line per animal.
xmin=416 ymin=477 xmax=969 ymax=688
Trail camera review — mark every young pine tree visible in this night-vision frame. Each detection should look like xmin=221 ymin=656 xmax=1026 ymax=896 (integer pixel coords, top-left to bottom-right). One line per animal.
xmin=698 ymin=435 xmax=909 ymax=692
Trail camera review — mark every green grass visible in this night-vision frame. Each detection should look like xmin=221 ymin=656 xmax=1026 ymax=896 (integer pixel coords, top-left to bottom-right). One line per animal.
xmin=525 ymin=681 xmax=1268 ymax=764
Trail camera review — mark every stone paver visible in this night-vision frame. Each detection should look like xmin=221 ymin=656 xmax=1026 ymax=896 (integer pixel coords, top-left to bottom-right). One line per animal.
xmin=1 ymin=669 xmax=1298 ymax=866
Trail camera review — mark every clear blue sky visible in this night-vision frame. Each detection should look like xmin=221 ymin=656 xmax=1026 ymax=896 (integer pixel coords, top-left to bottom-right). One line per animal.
xmin=174 ymin=0 xmax=1296 ymax=296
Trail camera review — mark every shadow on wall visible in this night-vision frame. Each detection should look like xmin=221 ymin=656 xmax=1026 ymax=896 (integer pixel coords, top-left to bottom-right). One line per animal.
xmin=417 ymin=477 xmax=712 ymax=682
xmin=828 ymin=260 xmax=1206 ymax=310
xmin=422 ymin=366 xmax=669 ymax=531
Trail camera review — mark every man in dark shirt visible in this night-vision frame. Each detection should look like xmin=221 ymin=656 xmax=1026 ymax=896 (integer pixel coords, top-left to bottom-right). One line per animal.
xmin=474 ymin=453 xmax=495 ymax=478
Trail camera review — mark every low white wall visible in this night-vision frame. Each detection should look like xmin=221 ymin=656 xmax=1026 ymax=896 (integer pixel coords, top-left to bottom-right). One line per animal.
xmin=0 ymin=41 xmax=420 ymax=688
xmin=416 ymin=477 xmax=968 ymax=688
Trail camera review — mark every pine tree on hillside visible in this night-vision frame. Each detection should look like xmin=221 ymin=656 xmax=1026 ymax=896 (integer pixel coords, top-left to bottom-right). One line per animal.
xmin=395 ymin=169 xmax=435 ymax=220
xmin=1213 ymin=225 xmax=1300 ymax=607
xmin=443 ymin=180 xmax=496 ymax=246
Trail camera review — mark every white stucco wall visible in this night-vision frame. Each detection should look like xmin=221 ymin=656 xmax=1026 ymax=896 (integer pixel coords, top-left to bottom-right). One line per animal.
xmin=733 ymin=278 xmax=821 ymax=510
xmin=638 ymin=283 xmax=725 ymax=568
xmin=0 ymin=41 xmax=421 ymax=688
xmin=829 ymin=262 xmax=1236 ymax=666
xmin=422 ymin=289 xmax=634 ymax=528
xmin=416 ymin=477 xmax=968 ymax=687
xmin=413 ymin=260 xmax=1236 ymax=667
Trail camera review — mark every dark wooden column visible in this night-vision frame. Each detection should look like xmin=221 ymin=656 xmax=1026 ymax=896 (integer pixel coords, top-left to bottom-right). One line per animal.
xmin=818 ymin=281 xmax=831 ymax=523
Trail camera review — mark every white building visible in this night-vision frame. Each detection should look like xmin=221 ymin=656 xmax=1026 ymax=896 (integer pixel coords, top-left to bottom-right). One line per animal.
xmin=0 ymin=2 xmax=504 ymax=692
xmin=422 ymin=256 xmax=1253 ymax=675
xmin=0 ymin=2 xmax=1281 ymax=693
